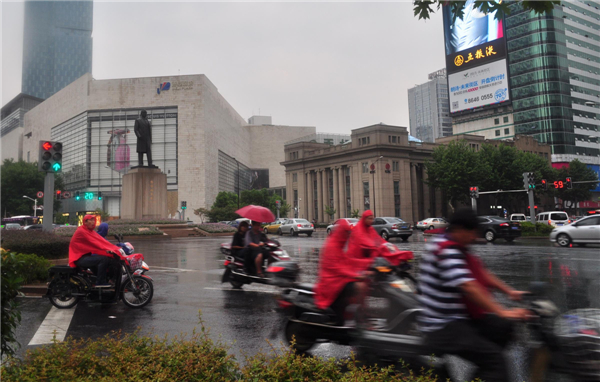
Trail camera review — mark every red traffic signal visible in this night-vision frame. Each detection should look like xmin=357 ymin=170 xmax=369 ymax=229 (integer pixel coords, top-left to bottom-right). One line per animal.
xmin=566 ymin=177 xmax=572 ymax=189
xmin=42 ymin=141 xmax=53 ymax=151
xmin=541 ymin=179 xmax=547 ymax=189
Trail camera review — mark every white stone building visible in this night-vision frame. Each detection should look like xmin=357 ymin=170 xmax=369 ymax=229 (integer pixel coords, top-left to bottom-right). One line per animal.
xmin=19 ymin=73 xmax=315 ymax=221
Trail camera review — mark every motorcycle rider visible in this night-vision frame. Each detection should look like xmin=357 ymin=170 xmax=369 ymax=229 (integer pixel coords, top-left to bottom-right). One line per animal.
xmin=96 ymin=222 xmax=109 ymax=238
xmin=231 ymin=221 xmax=249 ymax=259
xmin=418 ymin=207 xmax=528 ymax=382
xmin=347 ymin=210 xmax=384 ymax=263
xmin=69 ymin=215 xmax=124 ymax=288
xmin=244 ymin=220 xmax=269 ymax=277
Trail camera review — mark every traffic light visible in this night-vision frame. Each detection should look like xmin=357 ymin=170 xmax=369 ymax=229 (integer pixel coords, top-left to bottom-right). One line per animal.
xmin=527 ymin=172 xmax=536 ymax=189
xmin=56 ymin=190 xmax=62 ymax=200
xmin=469 ymin=186 xmax=479 ymax=199
xmin=566 ymin=177 xmax=572 ymax=189
xmin=75 ymin=191 xmax=81 ymax=201
xmin=98 ymin=192 xmax=103 ymax=201
xmin=523 ymin=173 xmax=529 ymax=189
xmin=38 ymin=141 xmax=63 ymax=173
xmin=541 ymin=179 xmax=547 ymax=190
xmin=181 ymin=201 xmax=187 ymax=210
xmin=554 ymin=180 xmax=564 ymax=189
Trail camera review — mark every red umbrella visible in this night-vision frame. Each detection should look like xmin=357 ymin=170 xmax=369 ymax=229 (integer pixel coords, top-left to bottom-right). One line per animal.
xmin=235 ymin=205 xmax=275 ymax=223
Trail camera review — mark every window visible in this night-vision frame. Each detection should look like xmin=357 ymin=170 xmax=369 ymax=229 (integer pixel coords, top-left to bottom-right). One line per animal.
xmin=503 ymin=116 xmax=509 ymax=123
xmin=495 ymin=130 xmax=501 ymax=136
xmin=494 ymin=118 xmax=500 ymax=125
xmin=374 ymin=218 xmax=385 ymax=225
xmin=290 ymin=151 xmax=299 ymax=160
xmin=293 ymin=189 xmax=298 ymax=218
xmin=394 ymin=181 xmax=400 ymax=217
xmin=392 ymin=136 xmax=397 ymax=143
xmin=345 ymin=167 xmax=351 ymax=217
xmin=363 ymin=182 xmax=370 ymax=210
xmin=392 ymin=161 xmax=399 ymax=172
xmin=324 ymin=138 xmax=334 ymax=145
xmin=292 ymin=173 xmax=297 ymax=182
xmin=504 ymin=128 xmax=510 ymax=135
xmin=362 ymin=162 xmax=369 ymax=173
xmin=27 ymin=151 xmax=30 ymax=162
xmin=360 ymin=136 xmax=370 ymax=145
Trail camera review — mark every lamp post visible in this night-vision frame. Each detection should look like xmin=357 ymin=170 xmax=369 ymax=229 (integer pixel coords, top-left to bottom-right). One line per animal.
xmin=23 ymin=195 xmax=38 ymax=217
xmin=370 ymin=156 xmax=384 ymax=216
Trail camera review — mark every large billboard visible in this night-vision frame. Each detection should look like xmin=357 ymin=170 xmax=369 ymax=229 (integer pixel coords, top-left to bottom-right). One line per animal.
xmin=443 ymin=0 xmax=510 ymax=113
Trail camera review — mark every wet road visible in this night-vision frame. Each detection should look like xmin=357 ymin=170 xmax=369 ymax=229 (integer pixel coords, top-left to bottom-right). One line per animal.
xmin=15 ymin=231 xmax=599 ymax=380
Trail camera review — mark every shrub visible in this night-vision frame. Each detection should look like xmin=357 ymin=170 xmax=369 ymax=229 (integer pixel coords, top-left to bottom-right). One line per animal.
xmin=11 ymin=253 xmax=51 ymax=284
xmin=520 ymin=221 xmax=554 ymax=236
xmin=1 ymin=250 xmax=24 ymax=357
xmin=196 ymin=223 xmax=236 ymax=233
xmin=108 ymin=218 xmax=184 ymax=225
xmin=1 ymin=231 xmax=70 ymax=259
xmin=55 ymin=225 xmax=163 ymax=238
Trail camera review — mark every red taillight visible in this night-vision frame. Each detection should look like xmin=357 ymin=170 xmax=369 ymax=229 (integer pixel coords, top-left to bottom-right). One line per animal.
xmin=568 ymin=220 xmax=572 ymax=224
xmin=500 ymin=223 xmax=509 ymax=227
xmin=391 ymin=224 xmax=397 ymax=229
xmin=548 ymin=220 xmax=551 ymax=225
xmin=277 ymin=299 xmax=293 ymax=309
xmin=423 ymin=222 xmax=427 ymax=225
xmin=297 ymin=224 xmax=302 ymax=227
xmin=224 ymin=260 xmax=230 ymax=266
xmin=311 ymin=224 xmax=314 ymax=228
xmin=267 ymin=266 xmax=284 ymax=273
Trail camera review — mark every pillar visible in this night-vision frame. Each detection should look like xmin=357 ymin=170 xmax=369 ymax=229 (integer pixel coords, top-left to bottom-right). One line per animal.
xmin=317 ymin=169 xmax=324 ymax=222
xmin=411 ymin=163 xmax=419 ymax=224
xmin=333 ymin=168 xmax=340 ymax=220
xmin=338 ymin=167 xmax=346 ymax=218
xmin=306 ymin=171 xmax=313 ymax=222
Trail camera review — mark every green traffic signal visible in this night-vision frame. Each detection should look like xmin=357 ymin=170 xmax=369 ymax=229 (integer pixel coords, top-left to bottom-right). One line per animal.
xmin=52 ymin=163 xmax=61 ymax=172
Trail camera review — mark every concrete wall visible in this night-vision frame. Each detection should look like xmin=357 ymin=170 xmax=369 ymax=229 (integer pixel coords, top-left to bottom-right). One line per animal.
xmin=1 ymin=127 xmax=23 ymax=162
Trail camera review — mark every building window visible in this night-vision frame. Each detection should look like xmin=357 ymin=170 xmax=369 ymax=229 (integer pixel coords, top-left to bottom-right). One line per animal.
xmin=324 ymin=138 xmax=334 ymax=145
xmin=293 ymin=189 xmax=298 ymax=218
xmin=494 ymin=118 xmax=500 ymax=125
xmin=503 ymin=116 xmax=509 ymax=123
xmin=290 ymin=151 xmax=298 ymax=160
xmin=362 ymin=162 xmax=369 ymax=173
xmin=363 ymin=181 xmax=370 ymax=211
xmin=27 ymin=151 xmax=30 ymax=162
xmin=392 ymin=161 xmax=399 ymax=172
xmin=392 ymin=136 xmax=397 ymax=143
xmin=495 ymin=130 xmax=500 ymax=137
xmin=292 ymin=172 xmax=297 ymax=182
xmin=394 ymin=181 xmax=400 ymax=217
xmin=504 ymin=128 xmax=510 ymax=135
xmin=345 ymin=167 xmax=351 ymax=217
xmin=360 ymin=136 xmax=370 ymax=145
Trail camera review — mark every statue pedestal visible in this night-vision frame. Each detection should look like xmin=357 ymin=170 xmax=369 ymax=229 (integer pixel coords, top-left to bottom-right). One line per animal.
xmin=121 ymin=167 xmax=167 ymax=220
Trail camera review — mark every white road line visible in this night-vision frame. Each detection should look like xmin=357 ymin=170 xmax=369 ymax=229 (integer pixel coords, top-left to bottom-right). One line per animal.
xmin=28 ymin=306 xmax=77 ymax=345
xmin=151 ymin=266 xmax=198 ymax=272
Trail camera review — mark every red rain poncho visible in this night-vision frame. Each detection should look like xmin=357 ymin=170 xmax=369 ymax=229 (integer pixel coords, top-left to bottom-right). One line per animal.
xmin=314 ymin=220 xmax=374 ymax=310
xmin=347 ymin=210 xmax=384 ymax=267
xmin=68 ymin=217 xmax=122 ymax=267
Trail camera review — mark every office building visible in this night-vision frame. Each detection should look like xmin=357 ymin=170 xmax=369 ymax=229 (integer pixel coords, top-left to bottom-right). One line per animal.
xmin=21 ymin=0 xmax=93 ymax=100
xmin=1 ymin=93 xmax=44 ymax=161
xmin=408 ymin=69 xmax=453 ymax=143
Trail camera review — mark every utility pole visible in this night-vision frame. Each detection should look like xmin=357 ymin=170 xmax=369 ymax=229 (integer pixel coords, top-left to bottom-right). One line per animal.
xmin=42 ymin=173 xmax=55 ymax=231
xmin=370 ymin=156 xmax=383 ymax=216
xmin=523 ymin=172 xmax=536 ymax=230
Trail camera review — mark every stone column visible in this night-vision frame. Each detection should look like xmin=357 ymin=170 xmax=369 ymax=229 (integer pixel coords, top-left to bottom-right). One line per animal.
xmin=333 ymin=168 xmax=340 ymax=220
xmin=338 ymin=167 xmax=346 ymax=218
xmin=306 ymin=171 xmax=313 ymax=222
xmin=401 ymin=160 xmax=413 ymax=223
xmin=411 ymin=163 xmax=419 ymax=224
xmin=422 ymin=165 xmax=432 ymax=219
xmin=317 ymin=169 xmax=324 ymax=222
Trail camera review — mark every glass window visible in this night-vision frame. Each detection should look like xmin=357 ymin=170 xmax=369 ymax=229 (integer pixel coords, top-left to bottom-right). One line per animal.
xmin=504 ymin=128 xmax=510 ymax=135
xmin=363 ymin=181 xmax=370 ymax=210
xmin=503 ymin=116 xmax=509 ymax=123
xmin=362 ymin=162 xmax=369 ymax=173
xmin=550 ymin=213 xmax=568 ymax=221
xmin=292 ymin=173 xmax=297 ymax=182
xmin=577 ymin=217 xmax=600 ymax=226
xmin=495 ymin=130 xmax=501 ymax=136
xmin=392 ymin=161 xmax=400 ymax=172
xmin=494 ymin=118 xmax=500 ymax=125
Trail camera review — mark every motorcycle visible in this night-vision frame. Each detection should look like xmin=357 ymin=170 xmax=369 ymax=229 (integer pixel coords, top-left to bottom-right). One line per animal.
xmin=46 ymin=250 xmax=154 ymax=309
xmin=221 ymin=238 xmax=291 ymax=289
xmin=268 ymin=241 xmax=417 ymax=353
xmin=114 ymin=234 xmax=150 ymax=277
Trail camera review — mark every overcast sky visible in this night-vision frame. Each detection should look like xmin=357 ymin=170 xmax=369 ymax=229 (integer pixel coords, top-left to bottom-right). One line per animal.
xmin=2 ymin=0 xmax=445 ymax=135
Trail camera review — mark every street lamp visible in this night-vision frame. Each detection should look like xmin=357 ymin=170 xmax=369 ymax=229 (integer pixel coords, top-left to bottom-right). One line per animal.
xmin=23 ymin=195 xmax=38 ymax=217
xmin=371 ymin=156 xmax=384 ymax=216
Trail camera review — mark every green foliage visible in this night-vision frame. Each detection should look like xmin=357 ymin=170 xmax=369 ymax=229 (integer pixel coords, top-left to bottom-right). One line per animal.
xmin=325 ymin=205 xmax=336 ymax=219
xmin=1 ymin=231 xmax=70 ymax=259
xmin=351 ymin=209 xmax=360 ymax=219
xmin=413 ymin=0 xmax=559 ymax=21
xmin=55 ymin=225 xmax=163 ymax=237
xmin=213 ymin=191 xmax=239 ymax=209
xmin=1 ymin=250 xmax=24 ymax=357
xmin=1 ymin=159 xmax=64 ymax=217
xmin=94 ymin=208 xmax=110 ymax=221
xmin=520 ymin=221 xmax=554 ymax=236
xmin=9 ymin=253 xmax=51 ymax=284
xmin=193 ymin=207 xmax=211 ymax=223
xmin=208 ymin=207 xmax=240 ymax=223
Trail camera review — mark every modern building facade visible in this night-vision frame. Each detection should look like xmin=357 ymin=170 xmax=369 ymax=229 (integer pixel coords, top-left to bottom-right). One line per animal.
xmin=21 ymin=73 xmax=315 ymax=222
xmin=21 ymin=0 xmax=93 ymax=100
xmin=451 ymin=1 xmax=600 ymax=166
xmin=282 ymin=124 xmax=443 ymax=224
xmin=1 ymin=93 xmax=44 ymax=161
xmin=408 ymin=69 xmax=453 ymax=143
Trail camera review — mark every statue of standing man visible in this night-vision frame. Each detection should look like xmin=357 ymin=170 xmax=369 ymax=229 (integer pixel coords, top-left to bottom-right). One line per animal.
xmin=134 ymin=110 xmax=153 ymax=167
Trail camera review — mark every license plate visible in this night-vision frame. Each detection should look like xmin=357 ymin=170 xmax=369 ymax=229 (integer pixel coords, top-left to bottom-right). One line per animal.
xmin=557 ymin=223 xmax=563 ymax=226
xmin=511 ymin=227 xmax=518 ymax=230
xmin=304 ymin=225 xmax=309 ymax=228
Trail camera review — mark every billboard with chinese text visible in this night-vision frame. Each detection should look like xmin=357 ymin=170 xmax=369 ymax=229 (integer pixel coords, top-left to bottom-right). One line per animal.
xmin=443 ymin=0 xmax=510 ymax=113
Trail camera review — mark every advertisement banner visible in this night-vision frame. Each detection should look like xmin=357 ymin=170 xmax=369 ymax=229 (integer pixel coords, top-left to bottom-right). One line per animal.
xmin=448 ymin=59 xmax=510 ymax=113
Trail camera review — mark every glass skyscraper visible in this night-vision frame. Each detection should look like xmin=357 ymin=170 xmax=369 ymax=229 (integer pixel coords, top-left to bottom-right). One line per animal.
xmin=21 ymin=0 xmax=93 ymax=100
xmin=506 ymin=0 xmax=600 ymax=165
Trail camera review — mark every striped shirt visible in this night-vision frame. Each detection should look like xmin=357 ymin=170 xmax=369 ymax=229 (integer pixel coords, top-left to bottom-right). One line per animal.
xmin=418 ymin=236 xmax=474 ymax=332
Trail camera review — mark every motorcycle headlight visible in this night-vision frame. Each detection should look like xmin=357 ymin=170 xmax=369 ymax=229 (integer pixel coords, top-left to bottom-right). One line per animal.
xmin=268 ymin=242 xmax=278 ymax=247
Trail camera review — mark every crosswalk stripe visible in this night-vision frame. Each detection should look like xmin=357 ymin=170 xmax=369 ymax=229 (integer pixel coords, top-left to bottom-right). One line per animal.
xmin=28 ymin=306 xmax=77 ymax=345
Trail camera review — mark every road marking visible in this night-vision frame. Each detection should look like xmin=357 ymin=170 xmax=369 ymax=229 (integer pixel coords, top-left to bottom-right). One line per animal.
xmin=28 ymin=306 xmax=76 ymax=345
xmin=204 ymin=286 xmax=278 ymax=294
xmin=151 ymin=266 xmax=198 ymax=272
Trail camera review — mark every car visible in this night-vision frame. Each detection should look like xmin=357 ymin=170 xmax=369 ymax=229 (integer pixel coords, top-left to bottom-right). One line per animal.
xmin=536 ymin=211 xmax=570 ymax=227
xmin=416 ymin=217 xmax=449 ymax=231
xmin=263 ymin=218 xmax=287 ymax=234
xmin=326 ymin=218 xmax=359 ymax=235
xmin=23 ymin=224 xmax=43 ymax=230
xmin=509 ymin=214 xmax=526 ymax=222
xmin=3 ymin=223 xmax=22 ymax=230
xmin=477 ymin=215 xmax=521 ymax=242
xmin=230 ymin=218 xmax=252 ymax=228
xmin=278 ymin=218 xmax=314 ymax=236
xmin=372 ymin=217 xmax=413 ymax=241
xmin=550 ymin=215 xmax=600 ymax=247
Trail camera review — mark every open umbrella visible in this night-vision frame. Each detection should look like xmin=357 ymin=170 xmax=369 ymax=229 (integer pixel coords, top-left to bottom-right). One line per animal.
xmin=235 ymin=205 xmax=275 ymax=223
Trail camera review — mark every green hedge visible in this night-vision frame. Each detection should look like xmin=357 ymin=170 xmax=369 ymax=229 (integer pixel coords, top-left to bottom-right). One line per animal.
xmin=0 ymin=328 xmax=445 ymax=382
xmin=520 ymin=221 xmax=554 ymax=236
xmin=10 ymin=253 xmax=51 ymax=284
xmin=1 ymin=251 xmax=23 ymax=357
xmin=1 ymin=231 xmax=70 ymax=259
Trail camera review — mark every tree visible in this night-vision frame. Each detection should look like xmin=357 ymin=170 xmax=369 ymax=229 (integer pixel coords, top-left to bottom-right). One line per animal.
xmin=194 ymin=207 xmax=211 ymax=223
xmin=212 ymin=191 xmax=239 ymax=209
xmin=94 ymin=208 xmax=110 ymax=222
xmin=1 ymin=159 xmax=64 ymax=217
xmin=413 ymin=1 xmax=559 ymax=22
xmin=324 ymin=205 xmax=336 ymax=220
xmin=351 ymin=209 xmax=360 ymax=219
xmin=555 ymin=160 xmax=599 ymax=211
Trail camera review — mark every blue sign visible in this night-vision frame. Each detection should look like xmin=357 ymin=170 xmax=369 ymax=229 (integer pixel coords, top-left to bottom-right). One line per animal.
xmin=587 ymin=164 xmax=600 ymax=192
xmin=157 ymin=82 xmax=171 ymax=94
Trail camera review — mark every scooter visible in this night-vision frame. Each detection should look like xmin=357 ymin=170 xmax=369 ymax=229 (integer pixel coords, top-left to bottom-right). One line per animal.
xmin=221 ymin=238 xmax=291 ymax=289
xmin=46 ymin=250 xmax=154 ymax=309
xmin=114 ymin=234 xmax=150 ymax=276
xmin=268 ymin=242 xmax=417 ymax=353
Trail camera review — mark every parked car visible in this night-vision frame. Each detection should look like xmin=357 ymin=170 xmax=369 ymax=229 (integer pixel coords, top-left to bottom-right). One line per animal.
xmin=278 ymin=219 xmax=314 ymax=236
xmin=230 ymin=218 xmax=252 ymax=228
xmin=3 ymin=223 xmax=22 ymax=230
xmin=536 ymin=211 xmax=570 ymax=227
xmin=23 ymin=224 xmax=43 ymax=230
xmin=477 ymin=216 xmax=521 ymax=242
xmin=416 ymin=217 xmax=449 ymax=231
xmin=550 ymin=215 xmax=600 ymax=247
xmin=326 ymin=218 xmax=359 ymax=235
xmin=372 ymin=217 xmax=412 ymax=241
xmin=509 ymin=214 xmax=526 ymax=222
xmin=263 ymin=218 xmax=287 ymax=234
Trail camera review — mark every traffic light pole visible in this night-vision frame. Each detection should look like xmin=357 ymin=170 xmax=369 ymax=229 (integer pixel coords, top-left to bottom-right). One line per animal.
xmin=528 ymin=189 xmax=536 ymax=231
xmin=42 ymin=173 xmax=55 ymax=232
xmin=471 ymin=197 xmax=477 ymax=213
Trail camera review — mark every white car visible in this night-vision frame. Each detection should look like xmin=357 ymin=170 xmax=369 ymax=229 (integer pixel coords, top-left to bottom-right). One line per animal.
xmin=326 ymin=218 xmax=359 ymax=235
xmin=536 ymin=211 xmax=570 ymax=227
xmin=416 ymin=218 xmax=448 ymax=231
xmin=278 ymin=219 xmax=314 ymax=236
xmin=550 ymin=215 xmax=600 ymax=247
xmin=509 ymin=214 xmax=527 ymax=222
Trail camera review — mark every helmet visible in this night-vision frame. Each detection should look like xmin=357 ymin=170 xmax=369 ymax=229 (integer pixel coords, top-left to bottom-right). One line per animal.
xmin=124 ymin=242 xmax=134 ymax=255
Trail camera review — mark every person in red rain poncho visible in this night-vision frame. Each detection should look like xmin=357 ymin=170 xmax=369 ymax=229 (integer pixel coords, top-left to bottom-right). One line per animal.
xmin=347 ymin=210 xmax=384 ymax=266
xmin=69 ymin=215 xmax=124 ymax=287
xmin=314 ymin=219 xmax=373 ymax=324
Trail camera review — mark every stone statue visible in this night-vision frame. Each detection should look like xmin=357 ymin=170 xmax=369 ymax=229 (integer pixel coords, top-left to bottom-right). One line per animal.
xmin=134 ymin=110 xmax=153 ymax=167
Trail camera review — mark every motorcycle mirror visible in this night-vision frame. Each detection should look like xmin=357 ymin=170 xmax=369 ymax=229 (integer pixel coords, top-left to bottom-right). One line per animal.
xmin=114 ymin=234 xmax=120 ymax=242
